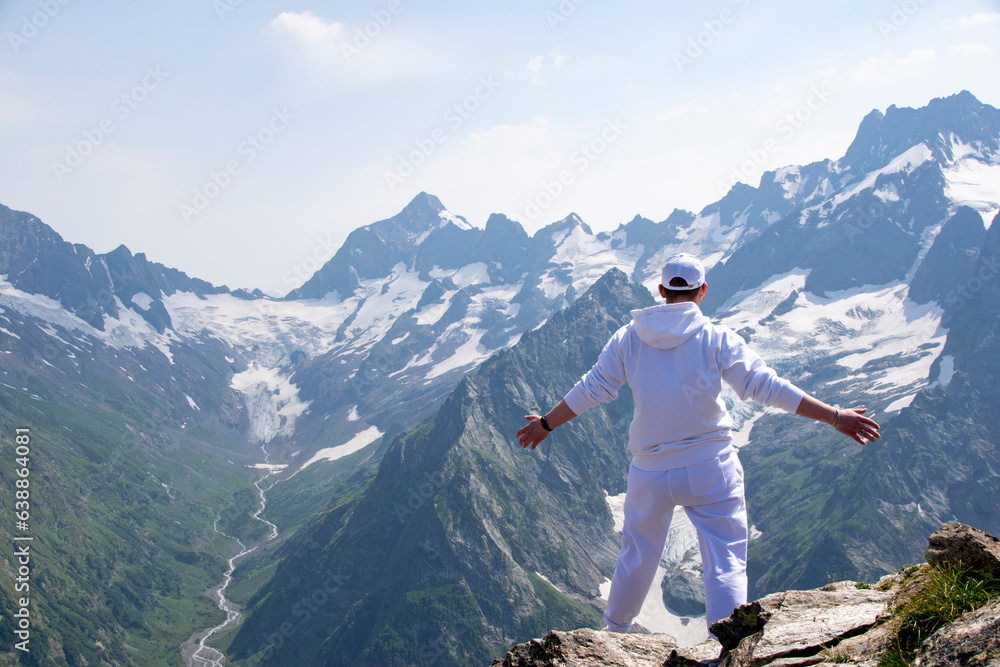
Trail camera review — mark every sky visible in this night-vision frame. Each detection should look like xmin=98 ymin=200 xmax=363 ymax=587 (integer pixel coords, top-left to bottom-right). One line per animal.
xmin=2 ymin=0 xmax=999 ymax=296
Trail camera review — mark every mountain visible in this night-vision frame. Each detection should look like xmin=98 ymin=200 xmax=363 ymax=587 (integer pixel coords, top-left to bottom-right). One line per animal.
xmin=0 ymin=90 xmax=998 ymax=665
xmin=227 ymin=269 xmax=652 ymax=665
xmin=0 ymin=205 xmax=231 ymax=331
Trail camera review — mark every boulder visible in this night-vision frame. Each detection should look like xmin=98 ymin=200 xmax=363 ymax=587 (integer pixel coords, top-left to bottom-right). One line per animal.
xmin=925 ymin=523 xmax=1000 ymax=581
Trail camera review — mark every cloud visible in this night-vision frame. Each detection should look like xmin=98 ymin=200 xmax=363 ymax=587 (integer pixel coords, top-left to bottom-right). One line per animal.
xmin=654 ymin=104 xmax=708 ymax=123
xmin=945 ymin=12 xmax=1000 ymax=29
xmin=852 ymin=49 xmax=936 ymax=85
xmin=898 ymin=48 xmax=935 ymax=66
xmin=264 ymin=10 xmax=442 ymax=84
xmin=949 ymin=43 xmax=993 ymax=57
xmin=462 ymin=118 xmax=561 ymax=161
xmin=526 ymin=51 xmax=566 ymax=87
xmin=268 ymin=11 xmax=343 ymax=56
xmin=528 ymin=55 xmax=545 ymax=86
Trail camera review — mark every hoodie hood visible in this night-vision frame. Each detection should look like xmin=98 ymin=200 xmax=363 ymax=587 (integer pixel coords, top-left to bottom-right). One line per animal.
xmin=629 ymin=302 xmax=710 ymax=350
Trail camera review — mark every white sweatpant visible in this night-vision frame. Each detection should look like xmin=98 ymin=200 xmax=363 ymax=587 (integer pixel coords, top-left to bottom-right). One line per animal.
xmin=604 ymin=447 xmax=748 ymax=634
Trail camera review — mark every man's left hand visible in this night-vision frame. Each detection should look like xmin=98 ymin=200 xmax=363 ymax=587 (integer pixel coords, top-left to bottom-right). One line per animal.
xmin=517 ymin=415 xmax=549 ymax=450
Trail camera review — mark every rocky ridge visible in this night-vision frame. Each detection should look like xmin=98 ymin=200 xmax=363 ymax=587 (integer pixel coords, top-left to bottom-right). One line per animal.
xmin=491 ymin=523 xmax=1000 ymax=667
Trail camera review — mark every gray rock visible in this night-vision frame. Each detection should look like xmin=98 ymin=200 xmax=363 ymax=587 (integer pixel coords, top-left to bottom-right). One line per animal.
xmin=663 ymin=568 xmax=707 ymax=617
xmin=926 ymin=523 xmax=1000 ymax=581
xmin=663 ymin=640 xmax=724 ymax=667
xmin=713 ymin=583 xmax=892 ymax=667
xmin=913 ymin=597 xmax=1000 ymax=667
xmin=489 ymin=628 xmax=686 ymax=666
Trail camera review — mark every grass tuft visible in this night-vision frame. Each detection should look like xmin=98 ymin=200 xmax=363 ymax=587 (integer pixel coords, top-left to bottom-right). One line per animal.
xmin=878 ymin=563 xmax=1000 ymax=667
xmin=821 ymin=646 xmax=853 ymax=663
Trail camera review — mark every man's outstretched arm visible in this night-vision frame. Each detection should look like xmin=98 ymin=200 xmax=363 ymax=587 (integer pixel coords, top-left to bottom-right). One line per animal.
xmin=795 ymin=394 xmax=881 ymax=445
xmin=517 ymin=400 xmax=578 ymax=450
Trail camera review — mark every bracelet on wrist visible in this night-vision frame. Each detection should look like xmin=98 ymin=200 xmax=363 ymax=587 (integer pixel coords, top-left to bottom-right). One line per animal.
xmin=831 ymin=409 xmax=841 ymax=429
xmin=540 ymin=416 xmax=553 ymax=432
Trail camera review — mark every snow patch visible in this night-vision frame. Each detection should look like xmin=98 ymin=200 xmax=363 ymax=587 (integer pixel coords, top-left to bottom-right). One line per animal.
xmin=874 ymin=184 xmax=901 ymax=202
xmin=943 ymin=157 xmax=1000 ymax=226
xmin=885 ymin=394 xmax=916 ymax=412
xmin=717 ymin=269 xmax=810 ymax=316
xmin=775 ymin=166 xmax=802 ymax=200
xmin=401 ymin=282 xmax=524 ymax=380
xmin=131 ymin=292 xmax=154 ymax=311
xmin=936 ymin=354 xmax=955 ymax=387
xmin=416 ymin=300 xmax=452 ymax=327
xmin=424 ymin=328 xmax=489 ymax=380
xmin=925 ymin=354 xmax=956 ymax=392
xmin=301 ymin=426 xmax=383 ymax=469
xmin=720 ymin=281 xmax=947 ymax=400
xmin=230 ymin=363 xmax=311 ymax=443
xmin=729 ymin=408 xmax=781 ymax=449
xmin=251 ymin=463 xmax=288 ymax=471
xmin=605 ymin=490 xmax=626 ymax=533
xmin=533 ymin=571 xmax=563 ymax=593
xmin=431 ymin=262 xmax=491 ymax=288
xmin=165 ymin=266 xmax=427 ymax=365
xmin=439 ymin=209 xmax=474 ymax=230
xmin=831 ymin=144 xmax=934 ymax=209
xmin=0 ymin=276 xmax=177 ymax=362
xmin=550 ymin=224 xmax=645 ymax=299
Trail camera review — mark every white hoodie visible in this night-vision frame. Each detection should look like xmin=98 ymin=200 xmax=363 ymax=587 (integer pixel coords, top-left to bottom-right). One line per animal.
xmin=563 ymin=301 xmax=805 ymax=471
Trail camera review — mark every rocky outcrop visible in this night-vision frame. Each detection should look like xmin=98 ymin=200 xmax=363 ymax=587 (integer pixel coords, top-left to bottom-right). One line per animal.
xmin=925 ymin=522 xmax=1000 ymax=581
xmin=491 ymin=523 xmax=1000 ymax=667
xmin=489 ymin=629 xmax=718 ymax=667
xmin=712 ymin=584 xmax=893 ymax=666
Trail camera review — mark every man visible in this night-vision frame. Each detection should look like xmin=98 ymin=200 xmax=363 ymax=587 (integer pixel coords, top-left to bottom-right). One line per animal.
xmin=516 ymin=253 xmax=880 ymax=634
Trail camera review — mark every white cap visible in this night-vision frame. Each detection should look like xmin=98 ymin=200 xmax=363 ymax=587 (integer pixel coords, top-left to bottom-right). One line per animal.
xmin=661 ymin=253 xmax=706 ymax=290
